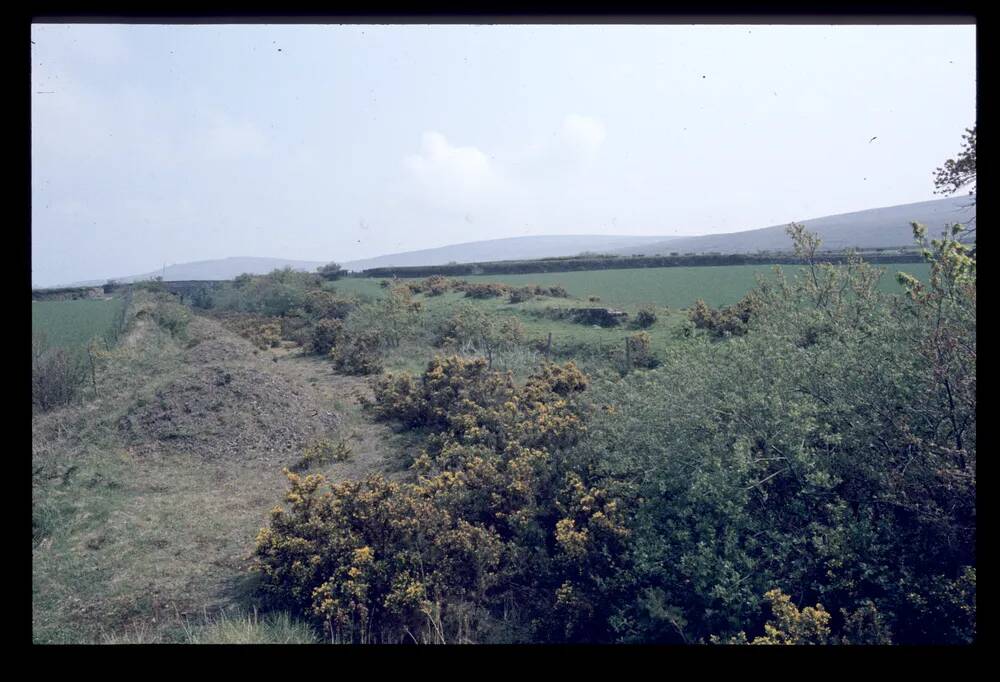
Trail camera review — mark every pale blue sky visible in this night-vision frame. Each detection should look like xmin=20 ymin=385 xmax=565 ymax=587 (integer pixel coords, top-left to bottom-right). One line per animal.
xmin=31 ymin=23 xmax=976 ymax=286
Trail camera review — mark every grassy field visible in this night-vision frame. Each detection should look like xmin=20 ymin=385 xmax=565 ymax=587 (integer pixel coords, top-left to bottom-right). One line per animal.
xmin=32 ymin=298 xmax=126 ymax=350
xmin=336 ymin=262 xmax=931 ymax=308
xmin=335 ymin=262 xmax=931 ymax=375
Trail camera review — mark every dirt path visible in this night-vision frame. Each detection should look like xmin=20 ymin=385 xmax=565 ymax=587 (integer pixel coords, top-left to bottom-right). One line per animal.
xmin=266 ymin=344 xmax=411 ymax=480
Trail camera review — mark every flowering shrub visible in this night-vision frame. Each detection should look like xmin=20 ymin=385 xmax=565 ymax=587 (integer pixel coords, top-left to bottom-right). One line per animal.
xmin=310 ymin=319 xmax=344 ymax=356
xmin=688 ymin=294 xmax=757 ymax=337
xmin=625 ymin=331 xmax=657 ymax=369
xmin=257 ymin=355 xmax=627 ymax=642
xmin=289 ymin=438 xmax=354 ymax=472
xmin=219 ymin=313 xmax=283 ymax=349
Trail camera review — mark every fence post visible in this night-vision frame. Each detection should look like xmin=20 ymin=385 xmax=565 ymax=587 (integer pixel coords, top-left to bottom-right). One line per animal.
xmin=545 ymin=331 xmax=552 ymax=358
xmin=624 ymin=336 xmax=631 ymax=372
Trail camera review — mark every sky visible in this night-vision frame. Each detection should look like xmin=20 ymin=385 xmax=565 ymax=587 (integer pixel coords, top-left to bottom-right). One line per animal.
xmin=31 ymin=23 xmax=976 ymax=287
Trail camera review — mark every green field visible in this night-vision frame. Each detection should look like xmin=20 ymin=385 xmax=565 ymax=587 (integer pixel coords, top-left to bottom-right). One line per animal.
xmin=32 ymin=298 xmax=126 ymax=350
xmin=336 ymin=262 xmax=931 ymax=308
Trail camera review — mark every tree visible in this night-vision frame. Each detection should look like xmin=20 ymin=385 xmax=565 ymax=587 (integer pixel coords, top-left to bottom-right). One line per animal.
xmin=317 ymin=262 xmax=345 ymax=281
xmin=932 ymin=123 xmax=975 ymax=243
xmin=934 ymin=124 xmax=976 ymax=201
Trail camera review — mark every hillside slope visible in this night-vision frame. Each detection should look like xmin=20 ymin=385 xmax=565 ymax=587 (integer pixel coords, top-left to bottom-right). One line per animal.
xmin=339 ymin=235 xmax=676 ymax=271
xmin=614 ymin=196 xmax=975 ymax=256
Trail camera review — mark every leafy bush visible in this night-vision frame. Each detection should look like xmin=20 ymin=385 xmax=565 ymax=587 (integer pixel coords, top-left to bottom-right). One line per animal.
xmin=302 ymin=290 xmax=355 ymax=320
xmin=578 ymin=224 xmax=975 ymax=644
xmin=434 ymin=305 xmax=525 ymax=368
xmin=211 ymin=268 xmax=320 ymax=318
xmin=152 ymin=300 xmax=191 ymax=338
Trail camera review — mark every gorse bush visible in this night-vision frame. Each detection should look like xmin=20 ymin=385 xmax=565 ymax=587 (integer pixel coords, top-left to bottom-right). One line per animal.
xmin=255 ymin=356 xmax=631 ymax=643
xmin=688 ymin=293 xmax=757 ymax=338
xmin=508 ymin=287 xmax=535 ymax=303
xmin=625 ymin=332 xmax=656 ymax=369
xmin=634 ymin=306 xmax=657 ymax=329
xmin=220 ymin=313 xmax=283 ymax=350
xmin=461 ymin=283 xmax=511 ymax=299
xmin=290 ymin=439 xmax=354 ymax=472
xmin=329 ymin=329 xmax=383 ymax=375
xmin=310 ymin=319 xmax=344 ymax=356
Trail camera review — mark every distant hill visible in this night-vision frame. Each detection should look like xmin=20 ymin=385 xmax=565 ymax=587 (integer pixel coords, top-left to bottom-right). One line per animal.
xmin=611 ymin=196 xmax=976 ymax=257
xmin=57 ymin=237 xmax=674 ymax=287
xmin=339 ymin=235 xmax=677 ymax=272
xmin=64 ymin=257 xmax=329 ymax=287
xmin=51 ymin=196 xmax=974 ymax=288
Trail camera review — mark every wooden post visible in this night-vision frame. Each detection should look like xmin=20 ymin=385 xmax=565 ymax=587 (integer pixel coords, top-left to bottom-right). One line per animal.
xmin=545 ymin=332 xmax=552 ymax=358
xmin=624 ymin=336 xmax=631 ymax=371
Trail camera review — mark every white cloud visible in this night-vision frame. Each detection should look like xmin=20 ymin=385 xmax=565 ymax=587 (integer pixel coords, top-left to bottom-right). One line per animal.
xmin=402 ymin=131 xmax=505 ymax=210
xmin=399 ymin=115 xmax=608 ymax=217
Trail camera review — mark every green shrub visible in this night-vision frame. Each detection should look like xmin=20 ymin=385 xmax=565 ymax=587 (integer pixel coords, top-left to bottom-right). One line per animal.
xmin=317 ymin=262 xmax=345 ymax=282
xmin=634 ymin=306 xmax=657 ymax=329
xmin=579 ymin=224 xmax=975 ymax=644
xmin=152 ymin=300 xmax=191 ymax=338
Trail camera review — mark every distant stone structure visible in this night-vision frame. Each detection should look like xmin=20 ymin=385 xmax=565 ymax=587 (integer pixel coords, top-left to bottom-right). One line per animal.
xmin=568 ymin=307 xmax=629 ymax=327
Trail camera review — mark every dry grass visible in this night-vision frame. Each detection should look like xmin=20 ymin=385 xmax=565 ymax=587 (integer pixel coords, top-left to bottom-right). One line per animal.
xmin=32 ymin=292 xmax=402 ymax=643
